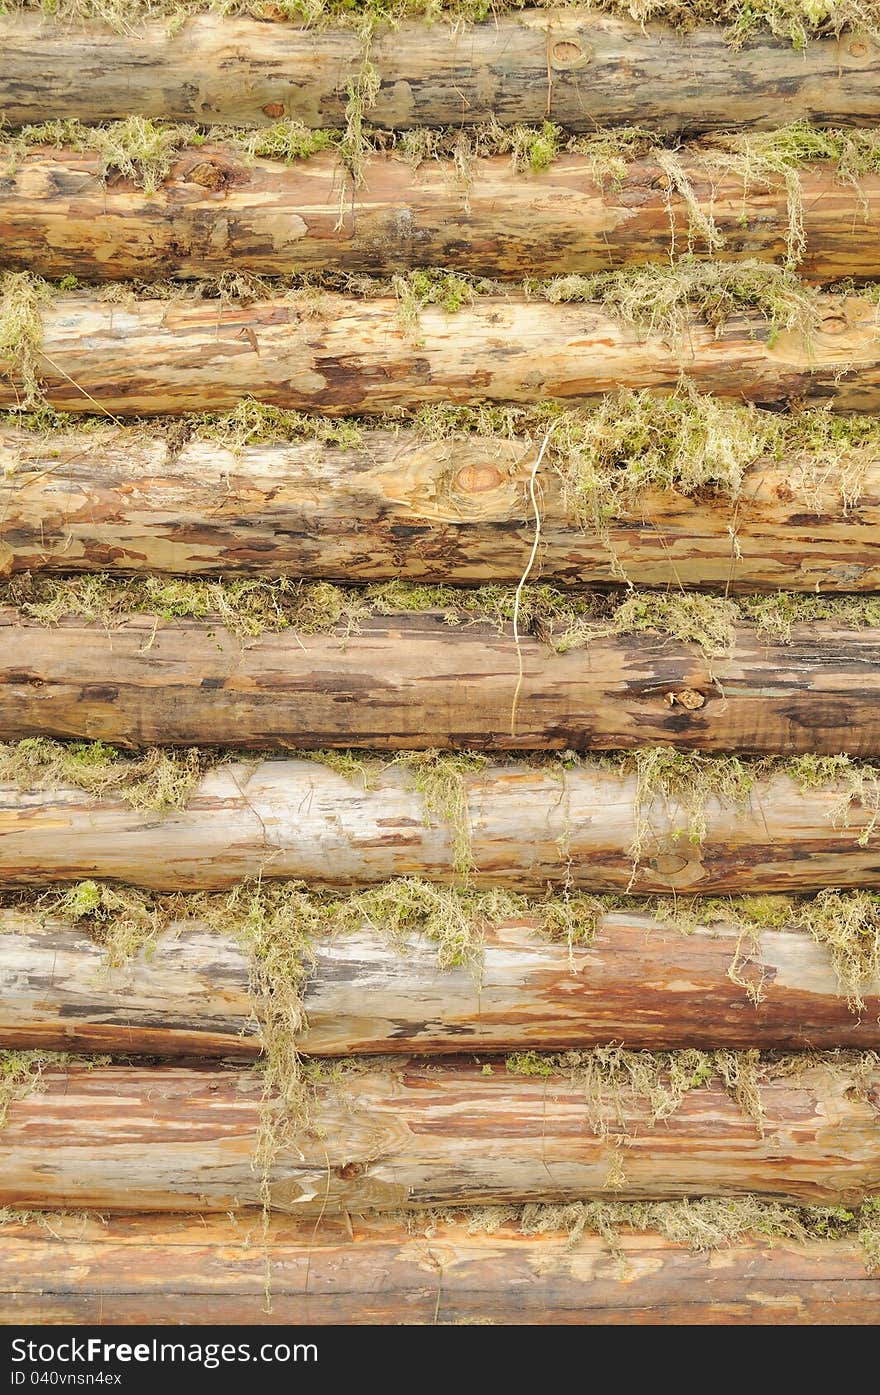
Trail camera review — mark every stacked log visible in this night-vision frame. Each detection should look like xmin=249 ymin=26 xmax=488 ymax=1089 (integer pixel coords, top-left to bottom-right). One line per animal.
xmin=2 ymin=4 xmax=880 ymax=1327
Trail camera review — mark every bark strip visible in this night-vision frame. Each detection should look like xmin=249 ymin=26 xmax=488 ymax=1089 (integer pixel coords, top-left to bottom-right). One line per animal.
xmin=2 ymin=908 xmax=878 ymax=1055
xmin=1 ymin=758 xmax=879 ymax=894
xmin=0 ymin=1060 xmax=878 ymax=1211
xmin=1 ymin=12 xmax=878 ymax=133
xmin=1 ymin=1212 xmax=877 ymax=1326
xmin=3 ymin=148 xmax=879 ymax=283
xmin=3 ymin=427 xmax=879 ymax=592
xmin=2 ymin=292 xmax=878 ymax=417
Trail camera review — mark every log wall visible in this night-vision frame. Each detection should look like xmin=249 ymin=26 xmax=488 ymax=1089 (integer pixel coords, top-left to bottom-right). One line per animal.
xmin=1 ymin=1213 xmax=876 ymax=1326
xmin=3 ymin=148 xmax=879 ymax=283
xmin=3 ymin=611 xmax=880 ymax=756
xmin=1 ymin=759 xmax=878 ymax=894
xmin=0 ymin=1060 xmax=877 ymax=1211
xmin=3 ymin=428 xmax=879 ymax=592
xmin=2 ymin=13 xmax=878 ymax=132
xmin=3 ymin=292 xmax=879 ymax=416
xmin=2 ymin=908 xmax=877 ymax=1055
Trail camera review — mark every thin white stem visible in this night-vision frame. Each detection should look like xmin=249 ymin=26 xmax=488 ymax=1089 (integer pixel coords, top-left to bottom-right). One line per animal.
xmin=510 ymin=427 xmax=553 ymax=738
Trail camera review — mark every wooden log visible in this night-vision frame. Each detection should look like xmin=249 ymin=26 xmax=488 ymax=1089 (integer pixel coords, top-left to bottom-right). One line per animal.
xmin=2 ymin=907 xmax=878 ymax=1056
xmin=0 ymin=1059 xmax=878 ymax=1211
xmin=1 ymin=758 xmax=879 ymax=895
xmin=5 ymin=611 xmax=880 ymax=758
xmin=3 ymin=147 xmax=880 ymax=284
xmin=4 ymin=426 xmax=880 ymax=592
xmin=2 ymin=291 xmax=878 ymax=417
xmin=2 ymin=12 xmax=879 ymax=133
xmin=1 ymin=1212 xmax=877 ymax=1326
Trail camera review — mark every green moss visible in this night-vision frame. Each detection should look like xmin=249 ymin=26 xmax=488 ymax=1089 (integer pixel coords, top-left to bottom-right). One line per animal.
xmin=392 ymin=269 xmax=482 ymax=336
xmin=615 ymin=748 xmax=757 ymax=867
xmin=0 ymin=737 xmax=207 ymax=813
xmin=50 ymin=881 xmax=163 ymax=964
xmin=394 ymin=750 xmax=487 ymax=880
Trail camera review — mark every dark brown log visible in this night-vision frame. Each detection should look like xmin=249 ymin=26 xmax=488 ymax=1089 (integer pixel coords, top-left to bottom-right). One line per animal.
xmin=2 ymin=907 xmax=878 ymax=1056
xmin=1 ymin=1212 xmax=877 ymax=1325
xmin=3 ymin=147 xmax=879 ymax=283
xmin=1 ymin=1060 xmax=878 ymax=1211
xmin=2 ymin=611 xmax=880 ymax=757
xmin=3 ymin=426 xmax=879 ymax=592
xmin=0 ymin=758 xmax=878 ymax=895
xmin=1 ymin=12 xmax=879 ymax=133
xmin=2 ymin=292 xmax=878 ymax=417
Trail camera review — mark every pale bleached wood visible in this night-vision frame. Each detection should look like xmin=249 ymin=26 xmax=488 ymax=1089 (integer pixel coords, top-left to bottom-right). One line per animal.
xmin=3 ymin=427 xmax=879 ymax=592
xmin=0 ymin=1060 xmax=878 ymax=1211
xmin=1 ymin=12 xmax=878 ymax=132
xmin=1 ymin=1212 xmax=877 ymax=1325
xmin=0 ymin=759 xmax=878 ymax=894
xmin=3 ymin=148 xmax=879 ymax=283
xmin=2 ymin=292 xmax=878 ymax=416
xmin=1 ymin=908 xmax=877 ymax=1055
xmin=2 ymin=611 xmax=880 ymax=756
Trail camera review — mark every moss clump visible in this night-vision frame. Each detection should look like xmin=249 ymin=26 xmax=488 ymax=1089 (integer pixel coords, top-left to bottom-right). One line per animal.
xmin=505 ymin=1045 xmax=766 ymax=1135
xmin=0 ymin=737 xmax=207 ymax=813
xmin=0 ymin=1050 xmax=77 ymax=1127
xmin=616 ymin=747 xmax=757 ymax=868
xmin=740 ymin=592 xmax=880 ymax=642
xmin=193 ymin=397 xmax=363 ymax=450
xmin=540 ymin=258 xmax=819 ymax=342
xmin=787 ymin=752 xmax=880 ymax=848
xmin=796 ymin=889 xmax=880 ymax=1011
xmin=12 ymin=116 xmax=200 ymax=194
xmin=50 ymin=881 xmax=164 ymax=965
xmin=392 ymin=269 xmax=482 ymax=336
xmin=347 ymin=879 xmax=526 ymax=969
xmin=395 ymin=750 xmax=487 ymax=881
xmin=0 ymin=272 xmax=51 ymax=410
xmin=557 ymin=590 xmax=739 ymax=659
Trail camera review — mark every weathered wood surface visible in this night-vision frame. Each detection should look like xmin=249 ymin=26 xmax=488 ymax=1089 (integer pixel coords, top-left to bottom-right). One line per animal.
xmin=1 ymin=1060 xmax=879 ymax=1211
xmin=2 ymin=759 xmax=880 ymax=894
xmin=4 ymin=426 xmax=880 ymax=592
xmin=4 ymin=147 xmax=879 ymax=284
xmin=6 ymin=612 xmax=880 ymax=757
xmin=2 ymin=908 xmax=878 ymax=1055
xmin=2 ymin=293 xmax=878 ymax=416
xmin=1 ymin=1212 xmax=877 ymax=1325
xmin=2 ymin=12 xmax=879 ymax=132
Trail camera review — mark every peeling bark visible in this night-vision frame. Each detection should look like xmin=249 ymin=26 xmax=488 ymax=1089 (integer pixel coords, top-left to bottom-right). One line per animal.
xmin=1 ymin=1212 xmax=877 ymax=1326
xmin=2 ymin=908 xmax=878 ymax=1056
xmin=2 ymin=292 xmax=878 ymax=416
xmin=1 ymin=1060 xmax=878 ymax=1211
xmin=1 ymin=13 xmax=879 ymax=132
xmin=4 ymin=611 xmax=880 ymax=757
xmin=3 ymin=147 xmax=879 ymax=283
xmin=3 ymin=427 xmax=879 ymax=591
xmin=1 ymin=758 xmax=879 ymax=894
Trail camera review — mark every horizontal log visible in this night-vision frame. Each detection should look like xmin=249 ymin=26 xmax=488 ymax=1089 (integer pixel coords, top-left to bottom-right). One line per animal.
xmin=3 ymin=292 xmax=879 ymax=416
xmin=5 ymin=611 xmax=880 ymax=756
xmin=0 ymin=757 xmax=879 ymax=894
xmin=1 ymin=1212 xmax=878 ymax=1325
xmin=2 ymin=907 xmax=878 ymax=1055
xmin=4 ymin=426 xmax=880 ymax=592
xmin=2 ymin=13 xmax=879 ymax=133
xmin=3 ymin=147 xmax=880 ymax=284
xmin=1 ymin=1059 xmax=878 ymax=1210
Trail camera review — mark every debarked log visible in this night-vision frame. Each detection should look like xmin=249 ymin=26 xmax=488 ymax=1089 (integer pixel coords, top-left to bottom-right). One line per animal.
xmin=5 ymin=612 xmax=880 ymax=757
xmin=3 ymin=148 xmax=880 ymax=284
xmin=3 ymin=426 xmax=880 ymax=592
xmin=1 ymin=12 xmax=878 ymax=133
xmin=2 ymin=293 xmax=879 ymax=416
xmin=0 ymin=1060 xmax=878 ymax=1211
xmin=1 ymin=907 xmax=878 ymax=1055
xmin=1 ymin=758 xmax=880 ymax=894
xmin=1 ymin=1212 xmax=877 ymax=1326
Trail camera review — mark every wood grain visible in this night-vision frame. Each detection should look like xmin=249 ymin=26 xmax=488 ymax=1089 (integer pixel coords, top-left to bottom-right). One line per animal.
xmin=3 ymin=147 xmax=879 ymax=283
xmin=2 ymin=292 xmax=878 ymax=416
xmin=1 ymin=12 xmax=878 ymax=133
xmin=2 ymin=907 xmax=878 ymax=1056
xmin=4 ymin=426 xmax=879 ymax=592
xmin=2 ymin=757 xmax=880 ymax=894
xmin=1 ymin=1059 xmax=879 ymax=1211
xmin=1 ymin=1212 xmax=877 ymax=1325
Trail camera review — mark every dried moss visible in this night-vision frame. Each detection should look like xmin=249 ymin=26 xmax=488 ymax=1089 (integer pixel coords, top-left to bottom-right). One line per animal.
xmin=0 ymin=1050 xmax=72 ymax=1127
xmin=0 ymin=737 xmax=207 ymax=812
xmin=615 ymin=747 xmax=757 ymax=869
xmin=394 ymin=750 xmax=487 ymax=881
xmin=0 ymin=272 xmax=51 ymax=410
xmin=540 ymin=258 xmax=819 ymax=342
xmin=50 ymin=880 xmax=164 ymax=964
